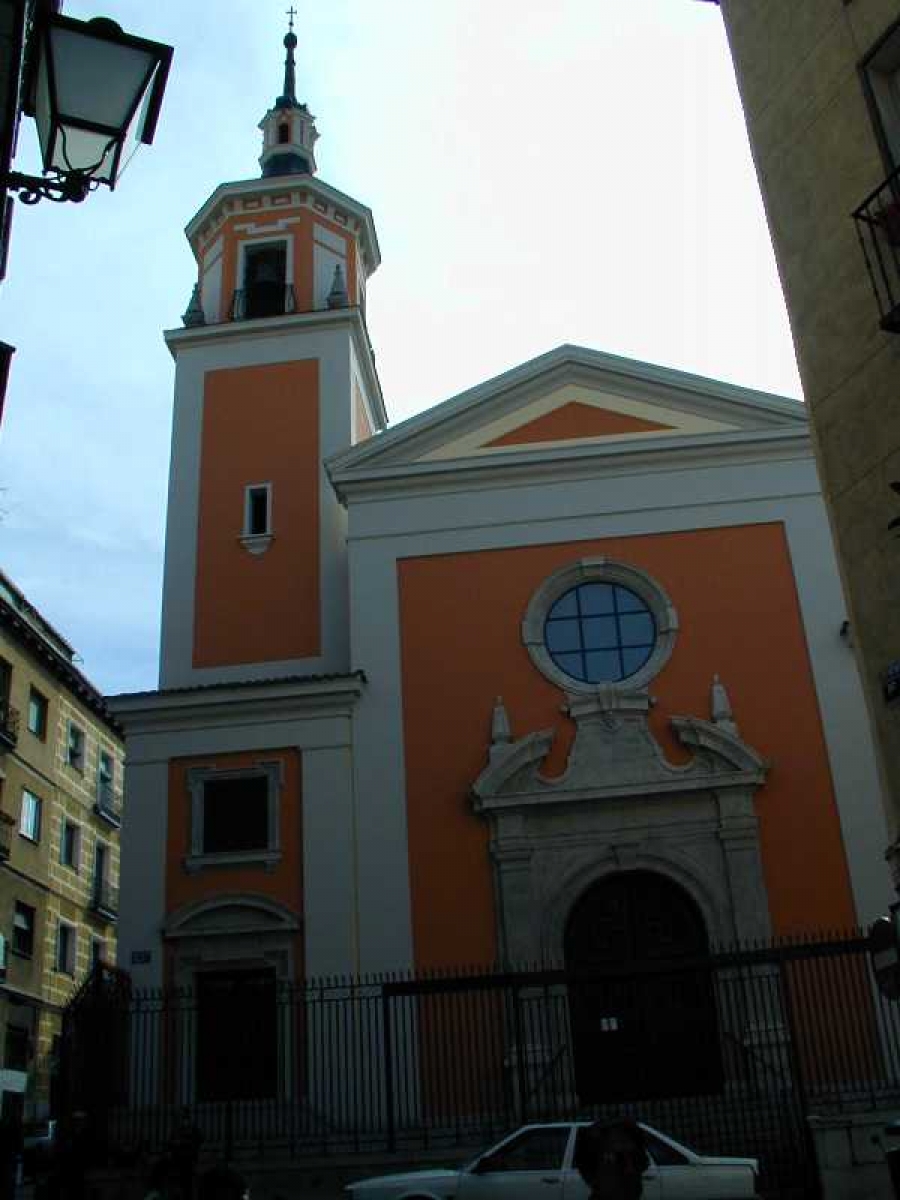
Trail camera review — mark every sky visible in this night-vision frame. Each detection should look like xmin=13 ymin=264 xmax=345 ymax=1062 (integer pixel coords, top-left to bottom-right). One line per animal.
xmin=0 ymin=0 xmax=802 ymax=696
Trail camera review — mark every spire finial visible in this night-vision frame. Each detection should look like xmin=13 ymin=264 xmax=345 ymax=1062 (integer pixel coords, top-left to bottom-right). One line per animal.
xmin=279 ymin=8 xmax=299 ymax=108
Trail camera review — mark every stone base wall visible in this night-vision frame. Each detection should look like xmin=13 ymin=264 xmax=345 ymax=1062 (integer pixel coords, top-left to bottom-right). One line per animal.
xmin=809 ymin=1110 xmax=900 ymax=1200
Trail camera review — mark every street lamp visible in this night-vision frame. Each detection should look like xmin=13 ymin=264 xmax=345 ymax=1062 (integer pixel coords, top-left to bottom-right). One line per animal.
xmin=5 ymin=10 xmax=172 ymax=205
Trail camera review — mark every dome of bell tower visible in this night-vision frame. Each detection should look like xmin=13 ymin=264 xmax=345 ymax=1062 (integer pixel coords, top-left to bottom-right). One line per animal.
xmin=258 ymin=9 xmax=319 ymax=178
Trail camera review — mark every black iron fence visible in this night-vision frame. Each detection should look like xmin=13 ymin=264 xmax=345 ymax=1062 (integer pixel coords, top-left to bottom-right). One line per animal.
xmin=60 ymin=933 xmax=899 ymax=1196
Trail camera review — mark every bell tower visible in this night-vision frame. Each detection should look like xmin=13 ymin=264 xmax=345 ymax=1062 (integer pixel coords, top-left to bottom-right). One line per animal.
xmin=158 ymin=15 xmax=385 ymax=689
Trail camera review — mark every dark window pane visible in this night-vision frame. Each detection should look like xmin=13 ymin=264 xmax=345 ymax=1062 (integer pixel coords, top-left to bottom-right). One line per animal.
xmin=4 ymin=1026 xmax=30 ymax=1071
xmin=548 ymin=590 xmax=578 ymax=619
xmin=621 ymin=646 xmax=652 ymax=676
xmin=489 ymin=1128 xmax=570 ymax=1172
xmin=581 ymin=616 xmax=619 ymax=650
xmin=619 ymin=612 xmax=655 ymax=646
xmin=545 ymin=620 xmax=581 ymax=653
xmin=203 ymin=776 xmax=269 ymax=854
xmin=552 ymin=651 xmax=585 ymax=680
xmin=543 ymin=580 xmax=657 ymax=684
xmin=249 ymin=489 xmax=269 ymax=535
xmin=584 ymin=650 xmax=622 ymax=682
xmin=12 ymin=904 xmax=34 ymax=958
xmin=615 ymin=586 xmax=647 ymax=613
xmin=27 ymin=690 xmax=47 ymax=738
xmin=578 ymin=584 xmax=615 ymax=615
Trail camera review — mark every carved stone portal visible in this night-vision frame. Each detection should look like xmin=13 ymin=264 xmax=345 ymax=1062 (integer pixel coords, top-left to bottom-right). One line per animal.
xmin=472 ymin=681 xmax=771 ymax=964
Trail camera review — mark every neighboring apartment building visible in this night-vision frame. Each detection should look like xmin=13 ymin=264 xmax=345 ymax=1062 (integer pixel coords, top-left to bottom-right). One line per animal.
xmin=0 ymin=570 xmax=122 ymax=1120
xmin=710 ymin=3 xmax=900 ymax=887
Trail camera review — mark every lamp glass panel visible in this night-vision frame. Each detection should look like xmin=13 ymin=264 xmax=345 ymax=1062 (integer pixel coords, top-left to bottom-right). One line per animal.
xmin=49 ymin=125 xmax=115 ymax=180
xmin=49 ymin=25 xmax=155 ymax=132
xmin=34 ymin=52 xmax=53 ymax=164
xmin=114 ymin=67 xmax=159 ymax=183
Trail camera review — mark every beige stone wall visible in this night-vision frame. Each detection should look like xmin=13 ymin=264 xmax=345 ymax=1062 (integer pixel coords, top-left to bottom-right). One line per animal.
xmin=719 ymin=0 xmax=900 ymax=877
xmin=0 ymin=627 xmax=123 ymax=1117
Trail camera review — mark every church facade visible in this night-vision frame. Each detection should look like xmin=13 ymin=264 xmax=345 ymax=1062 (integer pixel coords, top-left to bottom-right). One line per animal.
xmin=110 ymin=24 xmax=890 ymax=1109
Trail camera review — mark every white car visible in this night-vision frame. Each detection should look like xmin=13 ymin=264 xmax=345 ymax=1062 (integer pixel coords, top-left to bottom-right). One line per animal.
xmin=346 ymin=1121 xmax=759 ymax=1200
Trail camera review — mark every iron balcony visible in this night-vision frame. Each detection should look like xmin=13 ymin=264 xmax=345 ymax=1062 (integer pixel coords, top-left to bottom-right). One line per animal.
xmin=853 ymin=164 xmax=900 ymax=332
xmin=89 ymin=879 xmax=118 ymax=923
xmin=0 ymin=812 xmax=13 ymax=861
xmin=93 ymin=782 xmax=122 ymax=828
xmin=229 ymin=283 xmax=297 ymax=321
xmin=0 ymin=700 xmax=19 ymax=751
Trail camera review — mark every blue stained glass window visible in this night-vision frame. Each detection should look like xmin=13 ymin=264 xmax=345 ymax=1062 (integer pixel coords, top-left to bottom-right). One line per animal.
xmin=544 ymin=583 xmax=656 ymax=683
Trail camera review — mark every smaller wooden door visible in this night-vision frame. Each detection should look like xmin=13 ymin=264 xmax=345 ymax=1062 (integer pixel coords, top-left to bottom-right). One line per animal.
xmin=195 ymin=968 xmax=278 ymax=1102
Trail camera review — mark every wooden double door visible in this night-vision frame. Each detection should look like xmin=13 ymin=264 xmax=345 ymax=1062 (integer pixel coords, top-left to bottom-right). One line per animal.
xmin=564 ymin=871 xmax=723 ymax=1102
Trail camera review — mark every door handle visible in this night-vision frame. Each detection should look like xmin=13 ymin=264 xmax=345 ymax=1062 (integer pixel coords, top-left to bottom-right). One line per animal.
xmin=541 ymin=1177 xmax=560 ymax=1184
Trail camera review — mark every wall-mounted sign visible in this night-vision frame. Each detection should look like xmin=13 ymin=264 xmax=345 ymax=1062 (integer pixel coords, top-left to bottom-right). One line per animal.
xmin=883 ymin=660 xmax=900 ymax=705
xmin=130 ymin=950 xmax=152 ymax=965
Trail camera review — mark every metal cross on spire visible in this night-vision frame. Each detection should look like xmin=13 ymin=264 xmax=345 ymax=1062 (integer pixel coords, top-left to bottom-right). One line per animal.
xmin=278 ymin=5 xmax=299 ymax=107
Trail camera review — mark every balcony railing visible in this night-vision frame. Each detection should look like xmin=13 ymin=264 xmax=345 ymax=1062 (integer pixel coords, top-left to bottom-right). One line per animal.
xmin=89 ymin=878 xmax=118 ymax=922
xmin=229 ymin=283 xmax=296 ymax=321
xmin=853 ymin=165 xmax=900 ymax=332
xmin=0 ymin=700 xmax=19 ymax=751
xmin=94 ymin=783 xmax=122 ymax=827
xmin=0 ymin=812 xmax=14 ymax=862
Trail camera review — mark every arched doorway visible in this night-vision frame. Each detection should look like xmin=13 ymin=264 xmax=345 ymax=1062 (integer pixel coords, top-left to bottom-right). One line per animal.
xmin=564 ymin=870 xmax=722 ymax=1102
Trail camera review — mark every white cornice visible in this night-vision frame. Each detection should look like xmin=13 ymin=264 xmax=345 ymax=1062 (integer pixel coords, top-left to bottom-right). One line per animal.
xmin=329 ymin=426 xmax=814 ymax=504
xmin=329 ymin=344 xmax=806 ymax=475
xmin=184 ymin=174 xmax=380 ymax=272
xmin=108 ymin=674 xmax=366 ymax=735
xmin=163 ymin=307 xmax=387 ymax=431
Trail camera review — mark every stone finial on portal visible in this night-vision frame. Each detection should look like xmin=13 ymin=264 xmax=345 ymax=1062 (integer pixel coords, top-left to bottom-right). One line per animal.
xmin=490 ymin=696 xmax=512 ymax=762
xmin=710 ymin=674 xmax=738 ymax=736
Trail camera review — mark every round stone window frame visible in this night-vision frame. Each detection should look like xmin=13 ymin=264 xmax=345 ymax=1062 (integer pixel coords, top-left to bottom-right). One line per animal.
xmin=521 ymin=557 xmax=678 ymax=694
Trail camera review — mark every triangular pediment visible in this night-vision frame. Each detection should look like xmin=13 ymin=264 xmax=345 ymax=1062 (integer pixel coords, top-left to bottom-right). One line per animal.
xmin=328 ymin=345 xmax=807 ymax=483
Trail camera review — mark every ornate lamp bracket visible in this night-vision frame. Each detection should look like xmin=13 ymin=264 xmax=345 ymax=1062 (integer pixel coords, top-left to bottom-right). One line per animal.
xmin=4 ymin=170 xmax=95 ymax=206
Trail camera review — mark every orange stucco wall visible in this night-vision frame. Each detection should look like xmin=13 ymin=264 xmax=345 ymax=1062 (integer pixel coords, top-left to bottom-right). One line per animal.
xmin=166 ymin=748 xmax=303 ymax=907
xmin=486 ymin=401 xmax=673 ymax=447
xmin=193 ymin=360 xmax=320 ymax=667
xmin=398 ymin=523 xmax=856 ymax=971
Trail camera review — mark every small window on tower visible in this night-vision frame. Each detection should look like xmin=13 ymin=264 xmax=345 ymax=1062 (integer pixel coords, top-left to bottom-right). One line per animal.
xmin=244 ymin=484 xmax=271 ymax=537
xmin=278 ymin=122 xmax=290 ymax=144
